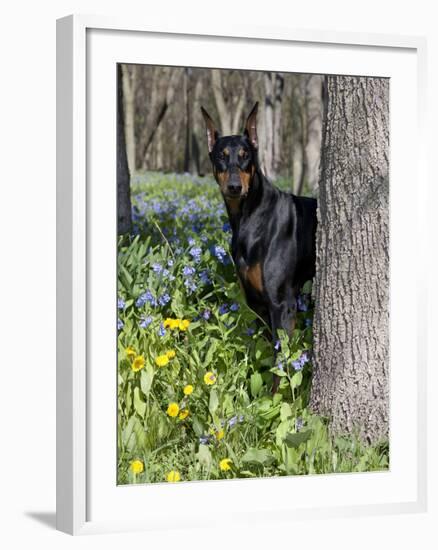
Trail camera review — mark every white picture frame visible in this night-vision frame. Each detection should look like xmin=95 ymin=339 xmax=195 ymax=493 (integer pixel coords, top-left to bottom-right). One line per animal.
xmin=56 ymin=14 xmax=428 ymax=536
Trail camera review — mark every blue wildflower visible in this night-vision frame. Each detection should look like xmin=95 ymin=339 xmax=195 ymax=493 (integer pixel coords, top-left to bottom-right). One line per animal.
xmin=230 ymin=303 xmax=239 ymax=312
xmin=246 ymin=327 xmax=255 ymax=336
xmin=139 ymin=315 xmax=153 ymax=328
xmin=292 ymin=351 xmax=309 ymax=371
xmin=199 ymin=435 xmax=211 ymax=445
xmin=213 ymin=245 xmax=227 ymax=263
xmin=199 ymin=270 xmax=211 ymax=285
xmin=117 ymin=318 xmax=124 ymax=330
xmin=136 ymin=290 xmax=157 ymax=308
xmin=183 ymin=266 xmax=196 ymax=277
xmin=158 ymin=324 xmax=166 ymax=337
xmin=297 ymin=293 xmax=309 ymax=312
xmin=152 ymin=262 xmax=162 ymax=274
xmin=117 ymin=297 xmax=126 ymax=310
xmin=190 ymin=246 xmax=202 ymax=263
xmin=202 ymin=309 xmax=211 ymax=320
xmin=219 ymin=304 xmax=229 ymax=315
xmin=277 ymin=362 xmax=285 ymax=371
xmin=158 ymin=293 xmax=171 ymax=306
xmin=184 ymin=278 xmax=197 ymax=294
xmin=188 ymin=237 xmax=196 ymax=246
xmin=296 ymin=418 xmax=304 ymax=432
xmin=228 ymin=416 xmax=238 ymax=429
xmin=167 ymin=259 xmax=174 ymax=267
xmin=274 ymin=339 xmax=281 ymax=351
xmin=222 ymin=221 xmax=231 ymax=232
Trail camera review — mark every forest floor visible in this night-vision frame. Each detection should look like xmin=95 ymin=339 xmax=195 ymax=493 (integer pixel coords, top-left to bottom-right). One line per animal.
xmin=116 ymin=172 xmax=389 ymax=484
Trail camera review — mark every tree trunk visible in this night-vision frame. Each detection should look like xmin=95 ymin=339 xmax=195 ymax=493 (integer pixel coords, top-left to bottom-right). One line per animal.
xmin=121 ymin=64 xmax=137 ymax=175
xmin=117 ymin=64 xmax=132 ymax=235
xmin=310 ymin=76 xmax=389 ymax=445
xmin=141 ymin=68 xmax=182 ymax=169
xmin=305 ymin=75 xmax=323 ymax=193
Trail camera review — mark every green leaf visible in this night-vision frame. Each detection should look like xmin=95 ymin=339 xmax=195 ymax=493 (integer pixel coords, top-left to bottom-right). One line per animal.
xmin=250 ymin=372 xmax=263 ymax=398
xmin=140 ymin=364 xmax=154 ymax=397
xmin=284 ymin=430 xmax=312 ymax=448
xmin=196 ymin=443 xmax=212 ymax=470
xmin=291 ymin=371 xmax=303 ymax=389
xmin=133 ymin=386 xmax=146 ymax=418
xmin=191 ymin=415 xmax=204 ymax=436
xmin=209 ymin=388 xmax=219 ymax=416
xmin=280 ymin=402 xmax=292 ymax=422
xmin=242 ymin=448 xmax=275 ymax=466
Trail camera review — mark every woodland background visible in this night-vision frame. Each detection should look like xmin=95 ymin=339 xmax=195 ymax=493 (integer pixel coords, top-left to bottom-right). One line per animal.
xmin=120 ymin=65 xmax=323 ymax=193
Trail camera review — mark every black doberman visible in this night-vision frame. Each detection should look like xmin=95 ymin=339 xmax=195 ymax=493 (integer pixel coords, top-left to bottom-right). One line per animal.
xmin=201 ymin=102 xmax=317 ymax=391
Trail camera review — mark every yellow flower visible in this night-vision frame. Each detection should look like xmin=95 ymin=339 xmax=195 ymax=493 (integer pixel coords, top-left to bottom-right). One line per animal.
xmin=166 ymin=349 xmax=176 ymax=359
xmin=131 ymin=355 xmax=145 ymax=372
xmin=164 ymin=318 xmax=180 ymax=329
xmin=126 ymin=346 xmax=136 ymax=359
xmin=167 ymin=402 xmax=180 ymax=417
xmin=155 ymin=354 xmax=170 ymax=367
xmin=204 ymin=371 xmax=217 ymax=385
xmin=130 ymin=460 xmax=144 ymax=474
xmin=166 ymin=470 xmax=181 ymax=482
xmin=219 ymin=458 xmax=232 ymax=471
xmin=215 ymin=429 xmax=225 ymax=441
xmin=178 ymin=409 xmax=189 ymax=420
xmin=183 ymin=384 xmax=194 ymax=396
xmin=178 ymin=319 xmax=190 ymax=331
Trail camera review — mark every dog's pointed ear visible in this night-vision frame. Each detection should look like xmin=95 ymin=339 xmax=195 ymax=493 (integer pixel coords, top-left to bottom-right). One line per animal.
xmin=201 ymin=106 xmax=219 ymax=153
xmin=244 ymin=102 xmax=259 ymax=150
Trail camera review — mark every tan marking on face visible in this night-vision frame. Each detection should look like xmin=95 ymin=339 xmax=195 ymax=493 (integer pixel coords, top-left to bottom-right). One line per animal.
xmin=215 ymin=170 xmax=229 ymax=194
xmin=246 ymin=262 xmax=263 ymax=292
xmin=238 ymin=165 xmax=255 ymax=195
xmin=223 ymin=147 xmax=230 ymax=156
xmin=238 ymin=148 xmax=245 ymax=157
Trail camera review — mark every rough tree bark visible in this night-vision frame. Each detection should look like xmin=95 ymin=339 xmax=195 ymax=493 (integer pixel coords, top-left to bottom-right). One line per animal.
xmin=117 ymin=64 xmax=132 ymax=235
xmin=310 ymin=76 xmax=389 ymax=444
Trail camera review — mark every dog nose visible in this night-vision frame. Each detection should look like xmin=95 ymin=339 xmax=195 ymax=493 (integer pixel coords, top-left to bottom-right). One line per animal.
xmin=227 ymin=182 xmax=242 ymax=195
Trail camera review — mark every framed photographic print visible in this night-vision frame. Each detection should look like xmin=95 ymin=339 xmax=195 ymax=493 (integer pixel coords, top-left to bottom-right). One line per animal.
xmin=56 ymin=15 xmax=427 ymax=535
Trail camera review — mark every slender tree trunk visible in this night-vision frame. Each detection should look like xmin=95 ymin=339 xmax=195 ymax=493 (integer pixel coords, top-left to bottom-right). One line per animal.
xmin=121 ymin=64 xmax=137 ymax=175
xmin=117 ymin=64 xmax=132 ymax=235
xmin=310 ymin=76 xmax=389 ymax=444
xmin=273 ymin=73 xmax=284 ymax=176
xmin=305 ymin=75 xmax=323 ymax=193
xmin=211 ymin=69 xmax=232 ymax=135
xmin=141 ymin=68 xmax=182 ymax=169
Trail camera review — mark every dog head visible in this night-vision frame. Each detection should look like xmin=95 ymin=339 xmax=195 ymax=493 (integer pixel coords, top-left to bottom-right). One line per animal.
xmin=201 ymin=103 xmax=259 ymax=204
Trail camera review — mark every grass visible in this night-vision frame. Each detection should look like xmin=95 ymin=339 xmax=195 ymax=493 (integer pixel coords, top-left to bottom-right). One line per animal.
xmin=117 ymin=172 xmax=389 ymax=485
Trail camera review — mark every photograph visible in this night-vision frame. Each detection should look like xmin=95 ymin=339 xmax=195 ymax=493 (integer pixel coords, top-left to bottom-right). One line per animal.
xmin=116 ymin=64 xmax=390 ymax=485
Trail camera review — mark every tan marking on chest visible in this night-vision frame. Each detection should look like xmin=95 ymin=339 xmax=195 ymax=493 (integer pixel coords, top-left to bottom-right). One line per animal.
xmin=225 ymin=196 xmax=241 ymax=214
xmin=242 ymin=262 xmax=263 ymax=292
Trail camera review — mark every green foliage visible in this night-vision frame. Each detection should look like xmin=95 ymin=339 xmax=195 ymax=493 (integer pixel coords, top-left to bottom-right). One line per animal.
xmin=117 ymin=172 xmax=389 ymax=484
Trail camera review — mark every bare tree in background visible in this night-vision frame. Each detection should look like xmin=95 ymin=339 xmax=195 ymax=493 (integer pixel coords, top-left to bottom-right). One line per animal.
xmin=211 ymin=69 xmax=246 ymax=136
xmin=140 ymin=67 xmax=183 ymax=170
xmin=120 ymin=64 xmax=323 ymax=187
xmin=292 ymin=75 xmax=323 ymax=195
xmin=261 ymin=72 xmax=284 ymax=180
xmin=310 ymin=76 xmax=389 ymax=444
xmin=117 ymin=64 xmax=132 ymax=234
xmin=121 ymin=64 xmax=137 ymax=176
